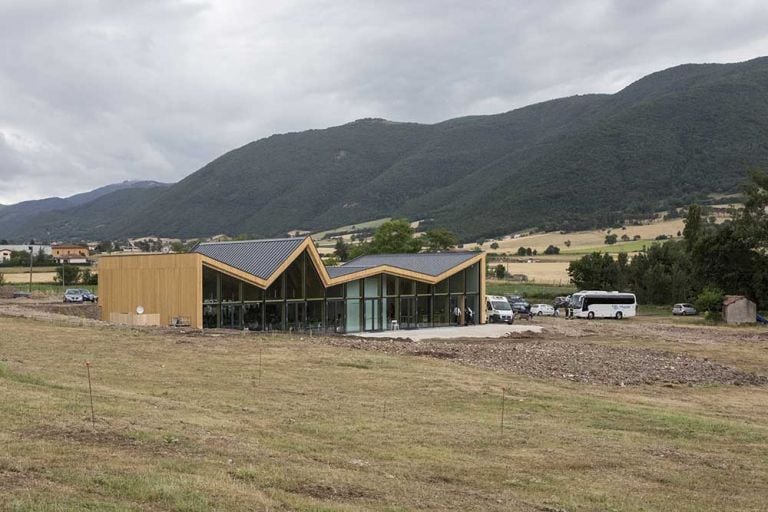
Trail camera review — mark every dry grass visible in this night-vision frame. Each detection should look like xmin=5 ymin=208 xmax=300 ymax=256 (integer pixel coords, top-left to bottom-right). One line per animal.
xmin=1 ymin=316 xmax=767 ymax=511
xmin=1 ymin=271 xmax=58 ymax=284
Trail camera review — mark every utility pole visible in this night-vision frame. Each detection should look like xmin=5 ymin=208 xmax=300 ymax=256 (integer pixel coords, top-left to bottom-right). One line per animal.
xmin=28 ymin=241 xmax=34 ymax=294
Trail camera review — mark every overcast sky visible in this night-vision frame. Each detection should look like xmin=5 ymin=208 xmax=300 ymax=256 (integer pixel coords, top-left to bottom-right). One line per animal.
xmin=1 ymin=0 xmax=768 ymax=204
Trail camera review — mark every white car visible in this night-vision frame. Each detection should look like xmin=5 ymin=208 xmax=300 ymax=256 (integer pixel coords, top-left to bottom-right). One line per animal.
xmin=530 ymin=303 xmax=557 ymax=316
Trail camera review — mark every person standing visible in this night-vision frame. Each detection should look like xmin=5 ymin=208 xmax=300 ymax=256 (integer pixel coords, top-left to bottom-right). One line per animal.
xmin=453 ymin=305 xmax=462 ymax=326
xmin=465 ymin=306 xmax=474 ymax=325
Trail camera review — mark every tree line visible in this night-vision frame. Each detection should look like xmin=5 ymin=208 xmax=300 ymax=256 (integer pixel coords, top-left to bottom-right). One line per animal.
xmin=567 ymin=171 xmax=768 ymax=307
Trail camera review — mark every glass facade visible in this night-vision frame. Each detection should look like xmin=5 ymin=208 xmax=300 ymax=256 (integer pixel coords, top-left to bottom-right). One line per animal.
xmin=201 ymin=254 xmax=481 ymax=333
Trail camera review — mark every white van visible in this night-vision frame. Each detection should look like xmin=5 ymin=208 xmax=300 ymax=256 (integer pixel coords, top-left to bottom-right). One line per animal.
xmin=486 ymin=295 xmax=515 ymax=324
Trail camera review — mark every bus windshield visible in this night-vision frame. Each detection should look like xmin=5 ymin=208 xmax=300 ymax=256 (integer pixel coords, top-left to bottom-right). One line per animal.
xmin=491 ymin=301 xmax=511 ymax=311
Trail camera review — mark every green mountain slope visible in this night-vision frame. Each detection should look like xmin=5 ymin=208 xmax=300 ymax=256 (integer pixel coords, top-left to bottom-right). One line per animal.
xmin=4 ymin=57 xmax=768 ymax=243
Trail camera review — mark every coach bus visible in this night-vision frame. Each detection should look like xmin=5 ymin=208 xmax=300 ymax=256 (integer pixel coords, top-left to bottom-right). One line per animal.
xmin=570 ymin=290 xmax=637 ymax=319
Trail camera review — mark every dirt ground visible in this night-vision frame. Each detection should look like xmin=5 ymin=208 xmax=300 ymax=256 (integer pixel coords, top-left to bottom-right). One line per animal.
xmin=2 ymin=301 xmax=766 ymax=387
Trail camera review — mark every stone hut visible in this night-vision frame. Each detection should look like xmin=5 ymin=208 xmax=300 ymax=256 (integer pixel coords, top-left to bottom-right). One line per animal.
xmin=722 ymin=295 xmax=756 ymax=325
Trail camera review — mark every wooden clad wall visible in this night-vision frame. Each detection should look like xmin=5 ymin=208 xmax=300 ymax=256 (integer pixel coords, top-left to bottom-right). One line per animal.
xmin=99 ymin=253 xmax=202 ymax=329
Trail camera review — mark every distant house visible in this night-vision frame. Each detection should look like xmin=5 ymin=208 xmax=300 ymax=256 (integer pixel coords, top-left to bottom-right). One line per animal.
xmin=722 ymin=295 xmax=756 ymax=325
xmin=0 ymin=249 xmax=11 ymax=263
xmin=52 ymin=244 xmax=91 ymax=264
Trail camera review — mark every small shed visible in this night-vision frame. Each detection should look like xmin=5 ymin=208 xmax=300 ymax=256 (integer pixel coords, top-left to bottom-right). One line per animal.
xmin=722 ymin=295 xmax=756 ymax=325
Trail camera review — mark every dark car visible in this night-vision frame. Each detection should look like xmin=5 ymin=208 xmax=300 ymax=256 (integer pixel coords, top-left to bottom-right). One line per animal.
xmin=79 ymin=289 xmax=98 ymax=302
xmin=510 ymin=300 xmax=530 ymax=314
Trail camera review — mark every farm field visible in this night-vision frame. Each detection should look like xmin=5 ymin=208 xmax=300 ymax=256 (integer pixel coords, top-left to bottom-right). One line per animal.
xmin=1 ymin=271 xmax=58 ymax=284
xmin=471 ymin=218 xmax=693 ymax=254
xmin=1 ymin=310 xmax=767 ymax=511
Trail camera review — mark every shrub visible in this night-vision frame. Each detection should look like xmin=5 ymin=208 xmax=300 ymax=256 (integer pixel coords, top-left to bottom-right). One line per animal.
xmin=695 ymin=288 xmax=724 ymax=321
xmin=605 ymin=234 xmax=618 ymax=245
xmin=494 ymin=264 xmax=506 ymax=279
xmin=490 ymin=242 xmax=499 ymax=250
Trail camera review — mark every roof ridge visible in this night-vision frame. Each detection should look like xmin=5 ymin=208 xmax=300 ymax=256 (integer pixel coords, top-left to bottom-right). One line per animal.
xmin=196 ymin=237 xmax=304 ymax=246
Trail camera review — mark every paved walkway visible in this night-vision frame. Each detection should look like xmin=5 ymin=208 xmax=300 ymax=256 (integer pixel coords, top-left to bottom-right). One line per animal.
xmin=352 ymin=323 xmax=542 ymax=341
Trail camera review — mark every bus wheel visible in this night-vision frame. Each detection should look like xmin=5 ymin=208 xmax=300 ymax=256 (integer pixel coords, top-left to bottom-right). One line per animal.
xmin=615 ymin=311 xmax=623 ymax=320
xmin=587 ymin=312 xmax=595 ymax=320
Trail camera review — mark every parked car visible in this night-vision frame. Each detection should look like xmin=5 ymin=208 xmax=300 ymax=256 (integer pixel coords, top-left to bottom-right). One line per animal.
xmin=672 ymin=303 xmax=698 ymax=316
xmin=510 ymin=300 xmax=530 ymax=315
xmin=63 ymin=289 xmax=84 ymax=303
xmin=531 ymin=303 xmax=557 ymax=316
xmin=79 ymin=289 xmax=98 ymax=302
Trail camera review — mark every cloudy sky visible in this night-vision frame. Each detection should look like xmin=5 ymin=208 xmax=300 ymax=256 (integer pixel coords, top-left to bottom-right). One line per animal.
xmin=1 ymin=0 xmax=767 ymax=204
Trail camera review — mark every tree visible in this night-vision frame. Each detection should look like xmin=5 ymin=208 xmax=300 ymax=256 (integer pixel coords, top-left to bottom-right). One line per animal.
xmin=567 ymin=252 xmax=621 ymax=290
xmin=369 ymin=219 xmax=421 ymax=254
xmin=96 ymin=240 xmax=113 ymax=253
xmin=422 ymin=228 xmax=459 ymax=252
xmin=621 ymin=234 xmax=630 ymax=242
xmin=564 ymin=240 xmax=572 ymax=247
xmin=55 ymin=265 xmax=81 ymax=285
xmin=494 ymin=264 xmax=506 ymax=279
xmin=604 ymin=234 xmax=618 ymax=245
xmin=490 ymin=242 xmax=499 ymax=250
xmin=516 ymin=247 xmax=526 ymax=256
xmin=683 ymin=204 xmax=702 ymax=251
xmin=334 ymin=238 xmax=350 ymax=261
xmin=81 ymin=268 xmax=98 ymax=285
xmin=544 ymin=245 xmax=560 ymax=255
xmin=695 ymin=287 xmax=724 ymax=320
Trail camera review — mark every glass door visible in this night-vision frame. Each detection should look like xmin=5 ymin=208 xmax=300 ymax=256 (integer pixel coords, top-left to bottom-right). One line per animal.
xmin=399 ymin=297 xmax=416 ymax=329
xmin=364 ymin=299 xmax=380 ymax=331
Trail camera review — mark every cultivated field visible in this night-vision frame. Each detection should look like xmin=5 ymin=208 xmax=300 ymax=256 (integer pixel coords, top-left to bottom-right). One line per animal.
xmin=1 ymin=306 xmax=767 ymax=511
xmin=1 ymin=271 xmax=58 ymax=284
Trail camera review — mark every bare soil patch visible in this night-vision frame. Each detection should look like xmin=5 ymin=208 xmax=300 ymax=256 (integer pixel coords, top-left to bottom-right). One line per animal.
xmin=309 ymin=335 xmax=767 ymax=386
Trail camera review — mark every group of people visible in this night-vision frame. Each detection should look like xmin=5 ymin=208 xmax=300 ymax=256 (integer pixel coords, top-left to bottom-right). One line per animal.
xmin=453 ymin=305 xmax=475 ymax=326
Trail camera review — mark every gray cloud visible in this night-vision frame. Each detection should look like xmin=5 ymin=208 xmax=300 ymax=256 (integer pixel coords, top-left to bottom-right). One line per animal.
xmin=1 ymin=0 xmax=767 ymax=203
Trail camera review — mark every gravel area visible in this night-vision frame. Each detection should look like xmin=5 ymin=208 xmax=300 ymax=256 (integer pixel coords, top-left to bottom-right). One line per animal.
xmin=311 ymin=333 xmax=767 ymax=386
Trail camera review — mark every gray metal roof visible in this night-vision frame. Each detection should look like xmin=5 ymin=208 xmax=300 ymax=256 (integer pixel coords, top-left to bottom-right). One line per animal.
xmin=194 ymin=238 xmax=304 ymax=280
xmin=334 ymin=252 xmax=478 ymax=278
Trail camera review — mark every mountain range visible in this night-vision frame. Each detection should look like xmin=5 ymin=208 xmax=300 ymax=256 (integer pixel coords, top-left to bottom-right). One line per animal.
xmin=2 ymin=56 xmax=768 ymax=243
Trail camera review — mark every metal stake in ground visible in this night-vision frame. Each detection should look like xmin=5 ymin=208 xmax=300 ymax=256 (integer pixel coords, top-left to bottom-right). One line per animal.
xmin=500 ymin=387 xmax=506 ymax=437
xmin=85 ymin=361 xmax=95 ymax=428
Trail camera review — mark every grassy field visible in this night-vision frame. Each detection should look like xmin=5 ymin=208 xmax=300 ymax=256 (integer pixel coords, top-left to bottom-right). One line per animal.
xmin=1 ymin=316 xmax=767 ymax=511
xmin=486 ymin=281 xmax=575 ymax=300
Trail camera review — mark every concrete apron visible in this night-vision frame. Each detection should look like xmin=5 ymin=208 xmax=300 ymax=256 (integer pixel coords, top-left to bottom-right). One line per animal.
xmin=352 ymin=323 xmax=542 ymax=341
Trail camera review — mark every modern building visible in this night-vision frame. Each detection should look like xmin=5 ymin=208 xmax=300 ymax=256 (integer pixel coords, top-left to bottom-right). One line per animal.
xmin=99 ymin=237 xmax=485 ymax=332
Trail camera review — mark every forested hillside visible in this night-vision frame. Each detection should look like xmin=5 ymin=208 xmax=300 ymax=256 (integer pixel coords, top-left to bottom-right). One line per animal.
xmin=3 ymin=57 xmax=768 ymax=242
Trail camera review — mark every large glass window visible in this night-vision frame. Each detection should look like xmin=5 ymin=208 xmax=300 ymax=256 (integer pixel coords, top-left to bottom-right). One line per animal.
xmin=383 ymin=297 xmax=396 ymax=329
xmin=385 ymin=275 xmax=397 ymax=296
xmin=265 ymin=302 xmax=284 ymax=330
xmin=417 ymin=296 xmax=432 ymax=328
xmin=400 ymin=279 xmax=415 ymax=296
xmin=220 ymin=274 xmax=240 ymax=303
xmin=434 ymin=295 xmax=450 ymax=326
xmin=243 ymin=282 xmax=263 ymax=302
xmin=326 ymin=300 xmax=345 ymax=333
xmin=449 ymin=271 xmax=464 ymax=294
xmin=466 ymin=262 xmax=479 ymax=293
xmin=364 ymin=299 xmax=380 ymax=331
xmin=435 ymin=278 xmax=449 ymax=294
xmin=347 ymin=280 xmax=361 ymax=298
xmin=306 ymin=257 xmax=325 ymax=299
xmin=364 ymin=276 xmax=380 ymax=298
xmin=243 ymin=303 xmax=263 ymax=330
xmin=221 ymin=304 xmax=242 ymax=329
xmin=285 ymin=257 xmax=303 ymax=300
xmin=286 ymin=302 xmax=305 ymax=331
xmin=266 ymin=275 xmax=284 ymax=300
xmin=203 ymin=304 xmax=218 ymax=328
xmin=203 ymin=266 xmax=218 ymax=303
xmin=416 ymin=281 xmax=431 ymax=296
xmin=346 ymin=299 xmax=361 ymax=332
xmin=307 ymin=301 xmax=324 ymax=331
xmin=327 ymin=284 xmax=344 ymax=298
